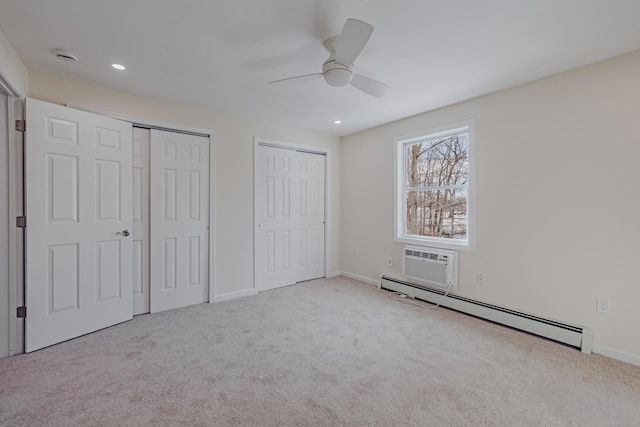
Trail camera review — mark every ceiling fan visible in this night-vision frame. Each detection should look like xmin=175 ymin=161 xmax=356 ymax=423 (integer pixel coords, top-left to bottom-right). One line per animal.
xmin=268 ymin=18 xmax=391 ymax=98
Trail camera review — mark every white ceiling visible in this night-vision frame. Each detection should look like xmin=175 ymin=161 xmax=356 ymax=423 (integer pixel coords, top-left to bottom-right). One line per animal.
xmin=1 ymin=0 xmax=640 ymax=137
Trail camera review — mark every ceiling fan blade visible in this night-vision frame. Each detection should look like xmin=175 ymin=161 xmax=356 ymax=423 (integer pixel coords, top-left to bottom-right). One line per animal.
xmin=334 ymin=18 xmax=373 ymax=66
xmin=350 ymin=74 xmax=391 ymax=98
xmin=268 ymin=73 xmax=324 ymax=86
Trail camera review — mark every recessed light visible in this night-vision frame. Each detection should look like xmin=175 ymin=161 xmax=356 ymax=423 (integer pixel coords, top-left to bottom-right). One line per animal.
xmin=334 ymin=120 xmax=342 ymax=124
xmin=111 ymin=63 xmax=126 ymax=71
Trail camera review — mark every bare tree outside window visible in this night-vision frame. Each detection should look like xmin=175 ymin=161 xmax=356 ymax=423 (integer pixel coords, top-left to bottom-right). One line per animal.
xmin=405 ymin=132 xmax=468 ymax=240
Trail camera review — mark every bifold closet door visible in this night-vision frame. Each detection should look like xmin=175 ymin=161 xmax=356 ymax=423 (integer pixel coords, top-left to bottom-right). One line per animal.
xmin=150 ymin=129 xmax=209 ymax=312
xmin=255 ymin=145 xmax=325 ymax=291
xmin=25 ymin=98 xmax=133 ymax=352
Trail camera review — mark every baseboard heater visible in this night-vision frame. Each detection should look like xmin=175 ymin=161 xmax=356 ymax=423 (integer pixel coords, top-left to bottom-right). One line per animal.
xmin=380 ymin=275 xmax=592 ymax=354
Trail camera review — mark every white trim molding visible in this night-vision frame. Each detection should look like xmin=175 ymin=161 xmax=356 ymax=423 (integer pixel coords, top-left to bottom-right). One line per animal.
xmin=592 ymin=344 xmax=640 ymax=367
xmin=325 ymin=271 xmax=343 ymax=279
xmin=339 ymin=271 xmax=379 ymax=286
xmin=213 ymin=288 xmax=256 ymax=303
xmin=2 ymin=95 xmax=24 ymax=357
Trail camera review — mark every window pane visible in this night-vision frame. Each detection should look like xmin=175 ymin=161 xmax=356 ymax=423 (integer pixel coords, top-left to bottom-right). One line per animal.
xmin=406 ymin=133 xmax=468 ymax=188
xmin=405 ymin=189 xmax=467 ymax=239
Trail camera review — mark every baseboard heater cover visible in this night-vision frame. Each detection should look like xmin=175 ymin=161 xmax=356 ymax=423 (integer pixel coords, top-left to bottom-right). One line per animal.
xmin=380 ymin=275 xmax=592 ymax=354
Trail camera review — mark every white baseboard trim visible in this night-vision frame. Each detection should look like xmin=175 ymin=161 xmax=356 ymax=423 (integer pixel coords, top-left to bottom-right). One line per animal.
xmin=339 ymin=271 xmax=380 ymax=286
xmin=212 ymin=288 xmax=256 ymax=303
xmin=325 ymin=271 xmax=343 ymax=279
xmin=592 ymin=344 xmax=640 ymax=367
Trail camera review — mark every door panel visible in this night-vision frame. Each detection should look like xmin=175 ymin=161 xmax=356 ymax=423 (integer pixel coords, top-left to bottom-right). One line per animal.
xmin=48 ymin=243 xmax=78 ymax=312
xmin=47 ymin=154 xmax=78 ymax=221
xmin=150 ymin=130 xmax=209 ymax=312
xmin=25 ymin=98 xmax=133 ymax=352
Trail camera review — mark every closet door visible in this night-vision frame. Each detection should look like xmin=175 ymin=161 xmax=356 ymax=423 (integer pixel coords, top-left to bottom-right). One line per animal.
xmin=150 ymin=130 xmax=209 ymax=312
xmin=255 ymin=145 xmax=325 ymax=291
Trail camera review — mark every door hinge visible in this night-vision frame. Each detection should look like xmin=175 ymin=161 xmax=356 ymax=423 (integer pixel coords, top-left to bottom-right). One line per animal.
xmin=16 ymin=306 xmax=26 ymax=318
xmin=15 ymin=119 xmax=25 ymax=132
xmin=16 ymin=216 xmax=26 ymax=228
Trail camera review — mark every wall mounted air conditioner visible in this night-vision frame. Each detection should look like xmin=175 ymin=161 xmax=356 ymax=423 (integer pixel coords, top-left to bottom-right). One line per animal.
xmin=402 ymin=246 xmax=458 ymax=291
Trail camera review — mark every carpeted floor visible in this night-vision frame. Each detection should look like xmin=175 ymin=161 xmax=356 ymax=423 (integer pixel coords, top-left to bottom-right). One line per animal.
xmin=1 ymin=277 xmax=639 ymax=426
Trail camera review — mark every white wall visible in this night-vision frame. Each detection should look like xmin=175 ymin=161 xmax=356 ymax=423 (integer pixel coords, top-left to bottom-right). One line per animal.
xmin=28 ymin=73 xmax=341 ymax=298
xmin=341 ymin=50 xmax=640 ymax=361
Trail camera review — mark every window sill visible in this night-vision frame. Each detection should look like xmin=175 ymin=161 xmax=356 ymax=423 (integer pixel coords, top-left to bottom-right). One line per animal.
xmin=395 ymin=235 xmax=474 ymax=252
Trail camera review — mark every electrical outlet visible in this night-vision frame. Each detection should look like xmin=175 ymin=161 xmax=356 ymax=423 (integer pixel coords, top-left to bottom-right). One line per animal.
xmin=477 ymin=273 xmax=486 ymax=285
xmin=597 ymin=298 xmax=610 ymax=314
xmin=354 ymin=250 xmax=359 ymax=261
xmin=387 ymin=257 xmax=393 ymax=267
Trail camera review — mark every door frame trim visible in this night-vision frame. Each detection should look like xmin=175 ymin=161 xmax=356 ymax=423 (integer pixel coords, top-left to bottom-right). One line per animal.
xmin=253 ymin=136 xmax=329 ymax=292
xmin=3 ymin=94 xmax=23 ymax=356
xmin=1 ymin=48 xmax=26 ymax=357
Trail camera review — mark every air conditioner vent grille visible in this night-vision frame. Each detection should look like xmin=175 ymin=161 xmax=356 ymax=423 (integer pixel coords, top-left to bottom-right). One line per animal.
xmin=402 ymin=246 xmax=457 ymax=290
xmin=404 ymin=249 xmax=448 ymax=263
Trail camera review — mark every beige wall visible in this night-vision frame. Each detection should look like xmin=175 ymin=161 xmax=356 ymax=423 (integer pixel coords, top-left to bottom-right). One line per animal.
xmin=341 ymin=50 xmax=640 ymax=360
xmin=28 ymin=73 xmax=341 ymax=298
xmin=0 ymin=27 xmax=28 ymax=96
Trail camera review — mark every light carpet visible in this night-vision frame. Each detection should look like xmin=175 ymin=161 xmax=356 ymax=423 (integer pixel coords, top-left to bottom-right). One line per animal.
xmin=1 ymin=277 xmax=639 ymax=426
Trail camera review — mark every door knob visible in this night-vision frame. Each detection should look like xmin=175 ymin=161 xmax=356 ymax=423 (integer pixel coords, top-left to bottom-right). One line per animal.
xmin=116 ymin=229 xmax=130 ymax=237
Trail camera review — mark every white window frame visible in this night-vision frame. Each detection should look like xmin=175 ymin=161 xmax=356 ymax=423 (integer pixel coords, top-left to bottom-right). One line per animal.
xmin=393 ymin=119 xmax=475 ymax=251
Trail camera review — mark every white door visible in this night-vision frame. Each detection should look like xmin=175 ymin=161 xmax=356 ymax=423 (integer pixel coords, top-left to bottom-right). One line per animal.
xmin=150 ymin=129 xmax=209 ymax=312
xmin=255 ymin=145 xmax=325 ymax=291
xmin=256 ymin=146 xmax=298 ymax=291
xmin=25 ymin=98 xmax=133 ymax=352
xmin=296 ymin=151 xmax=325 ymax=282
xmin=132 ymin=127 xmax=150 ymax=315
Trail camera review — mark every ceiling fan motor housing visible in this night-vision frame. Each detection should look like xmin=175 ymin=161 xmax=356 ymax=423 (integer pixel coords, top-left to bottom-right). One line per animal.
xmin=322 ymin=61 xmax=353 ymax=87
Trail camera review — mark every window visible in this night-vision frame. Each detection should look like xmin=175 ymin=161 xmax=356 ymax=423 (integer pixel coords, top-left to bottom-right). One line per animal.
xmin=394 ymin=120 xmax=474 ymax=250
